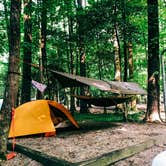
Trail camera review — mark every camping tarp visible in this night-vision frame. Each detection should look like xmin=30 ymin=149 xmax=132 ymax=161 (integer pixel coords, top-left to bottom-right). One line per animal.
xmin=51 ymin=70 xmax=147 ymax=95
xmin=107 ymin=81 xmax=147 ymax=95
xmin=8 ymin=100 xmax=79 ymax=138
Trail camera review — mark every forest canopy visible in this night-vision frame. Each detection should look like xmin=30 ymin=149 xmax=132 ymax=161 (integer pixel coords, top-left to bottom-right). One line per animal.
xmin=0 ymin=0 xmax=165 ymax=97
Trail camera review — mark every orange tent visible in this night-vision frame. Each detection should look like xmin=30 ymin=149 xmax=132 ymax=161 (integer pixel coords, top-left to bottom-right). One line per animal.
xmin=8 ymin=100 xmax=79 ymax=138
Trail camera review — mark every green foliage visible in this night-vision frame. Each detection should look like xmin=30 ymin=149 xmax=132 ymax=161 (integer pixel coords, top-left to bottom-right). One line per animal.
xmin=74 ymin=112 xmax=124 ymax=122
xmin=159 ymin=0 xmax=166 ymax=49
xmin=0 ymin=0 xmax=166 ymax=99
xmin=74 ymin=110 xmax=144 ymax=123
xmin=0 ymin=61 xmax=8 ymax=98
xmin=0 ymin=7 xmax=8 ymax=54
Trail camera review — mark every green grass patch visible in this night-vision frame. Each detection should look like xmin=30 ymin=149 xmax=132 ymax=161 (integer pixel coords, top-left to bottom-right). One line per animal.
xmin=73 ymin=111 xmax=145 ymax=123
xmin=74 ymin=112 xmax=124 ymax=122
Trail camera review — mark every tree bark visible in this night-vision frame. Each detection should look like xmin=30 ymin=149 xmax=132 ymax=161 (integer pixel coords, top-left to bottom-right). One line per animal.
xmin=37 ymin=0 xmax=48 ymax=99
xmin=122 ymin=0 xmax=128 ymax=82
xmin=68 ymin=15 xmax=76 ymax=113
xmin=41 ymin=0 xmax=48 ymax=77
xmin=128 ymin=42 xmax=133 ymax=80
xmin=113 ymin=0 xmax=121 ymax=81
xmin=0 ymin=0 xmax=21 ymax=159
xmin=3 ymin=0 xmax=10 ymax=43
xmin=145 ymin=0 xmax=160 ymax=122
xmin=64 ymin=0 xmax=76 ymax=113
xmin=21 ymin=0 xmax=32 ymax=104
xmin=113 ymin=29 xmax=121 ymax=81
xmin=76 ymin=0 xmax=88 ymax=113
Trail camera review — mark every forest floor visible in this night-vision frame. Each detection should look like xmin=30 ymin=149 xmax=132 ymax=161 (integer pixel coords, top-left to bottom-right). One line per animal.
xmin=1 ymin=104 xmax=166 ymax=166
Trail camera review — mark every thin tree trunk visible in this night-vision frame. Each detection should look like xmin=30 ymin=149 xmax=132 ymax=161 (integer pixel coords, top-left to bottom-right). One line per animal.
xmin=36 ymin=0 xmax=43 ymax=99
xmin=76 ymin=0 xmax=88 ymax=113
xmin=122 ymin=0 xmax=128 ymax=82
xmin=37 ymin=29 xmax=44 ymax=99
xmin=21 ymin=0 xmax=32 ymax=104
xmin=96 ymin=38 xmax=102 ymax=80
xmin=41 ymin=0 xmax=47 ymax=71
xmin=79 ymin=49 xmax=88 ymax=113
xmin=41 ymin=0 xmax=50 ymax=98
xmin=128 ymin=42 xmax=133 ymax=79
xmin=98 ymin=55 xmax=102 ymax=80
xmin=37 ymin=0 xmax=48 ymax=99
xmin=3 ymin=0 xmax=10 ymax=43
xmin=113 ymin=29 xmax=121 ymax=81
xmin=113 ymin=0 xmax=121 ymax=81
xmin=68 ymin=15 xmax=76 ymax=113
xmin=0 ymin=0 xmax=21 ymax=159
xmin=145 ymin=0 xmax=160 ymax=122
xmin=65 ymin=0 xmax=76 ymax=112
xmin=63 ymin=18 xmax=70 ymax=73
xmin=127 ymin=41 xmax=136 ymax=111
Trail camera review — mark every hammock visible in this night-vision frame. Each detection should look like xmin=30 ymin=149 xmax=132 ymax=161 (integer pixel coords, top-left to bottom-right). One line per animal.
xmin=72 ymin=95 xmax=133 ymax=107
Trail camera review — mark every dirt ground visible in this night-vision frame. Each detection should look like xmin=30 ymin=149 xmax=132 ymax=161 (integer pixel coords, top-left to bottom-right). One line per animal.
xmin=1 ymin=120 xmax=166 ymax=166
xmin=1 ymin=104 xmax=166 ymax=166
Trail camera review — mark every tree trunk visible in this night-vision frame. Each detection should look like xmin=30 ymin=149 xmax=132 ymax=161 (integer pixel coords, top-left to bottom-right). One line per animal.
xmin=64 ymin=0 xmax=76 ymax=113
xmin=98 ymin=54 xmax=102 ymax=80
xmin=21 ymin=0 xmax=32 ymax=104
xmin=3 ymin=0 xmax=10 ymax=43
xmin=122 ymin=0 xmax=128 ymax=82
xmin=113 ymin=0 xmax=121 ymax=81
xmin=41 ymin=0 xmax=47 ymax=70
xmin=145 ymin=0 xmax=160 ymax=122
xmin=128 ymin=42 xmax=133 ymax=80
xmin=76 ymin=0 xmax=88 ymax=113
xmin=113 ymin=29 xmax=121 ymax=81
xmin=37 ymin=0 xmax=48 ymax=99
xmin=68 ymin=15 xmax=76 ymax=113
xmin=79 ymin=50 xmax=88 ymax=113
xmin=0 ymin=0 xmax=21 ymax=159
xmin=37 ymin=29 xmax=44 ymax=99
xmin=41 ymin=0 xmax=50 ymax=98
xmin=96 ymin=39 xmax=103 ymax=80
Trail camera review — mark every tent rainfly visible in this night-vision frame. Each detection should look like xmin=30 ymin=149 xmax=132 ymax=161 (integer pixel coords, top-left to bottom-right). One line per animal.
xmin=51 ymin=70 xmax=147 ymax=95
xmin=8 ymin=100 xmax=79 ymax=138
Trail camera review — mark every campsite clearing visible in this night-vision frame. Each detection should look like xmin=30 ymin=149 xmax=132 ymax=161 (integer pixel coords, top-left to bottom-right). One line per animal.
xmin=3 ymin=120 xmax=166 ymax=166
